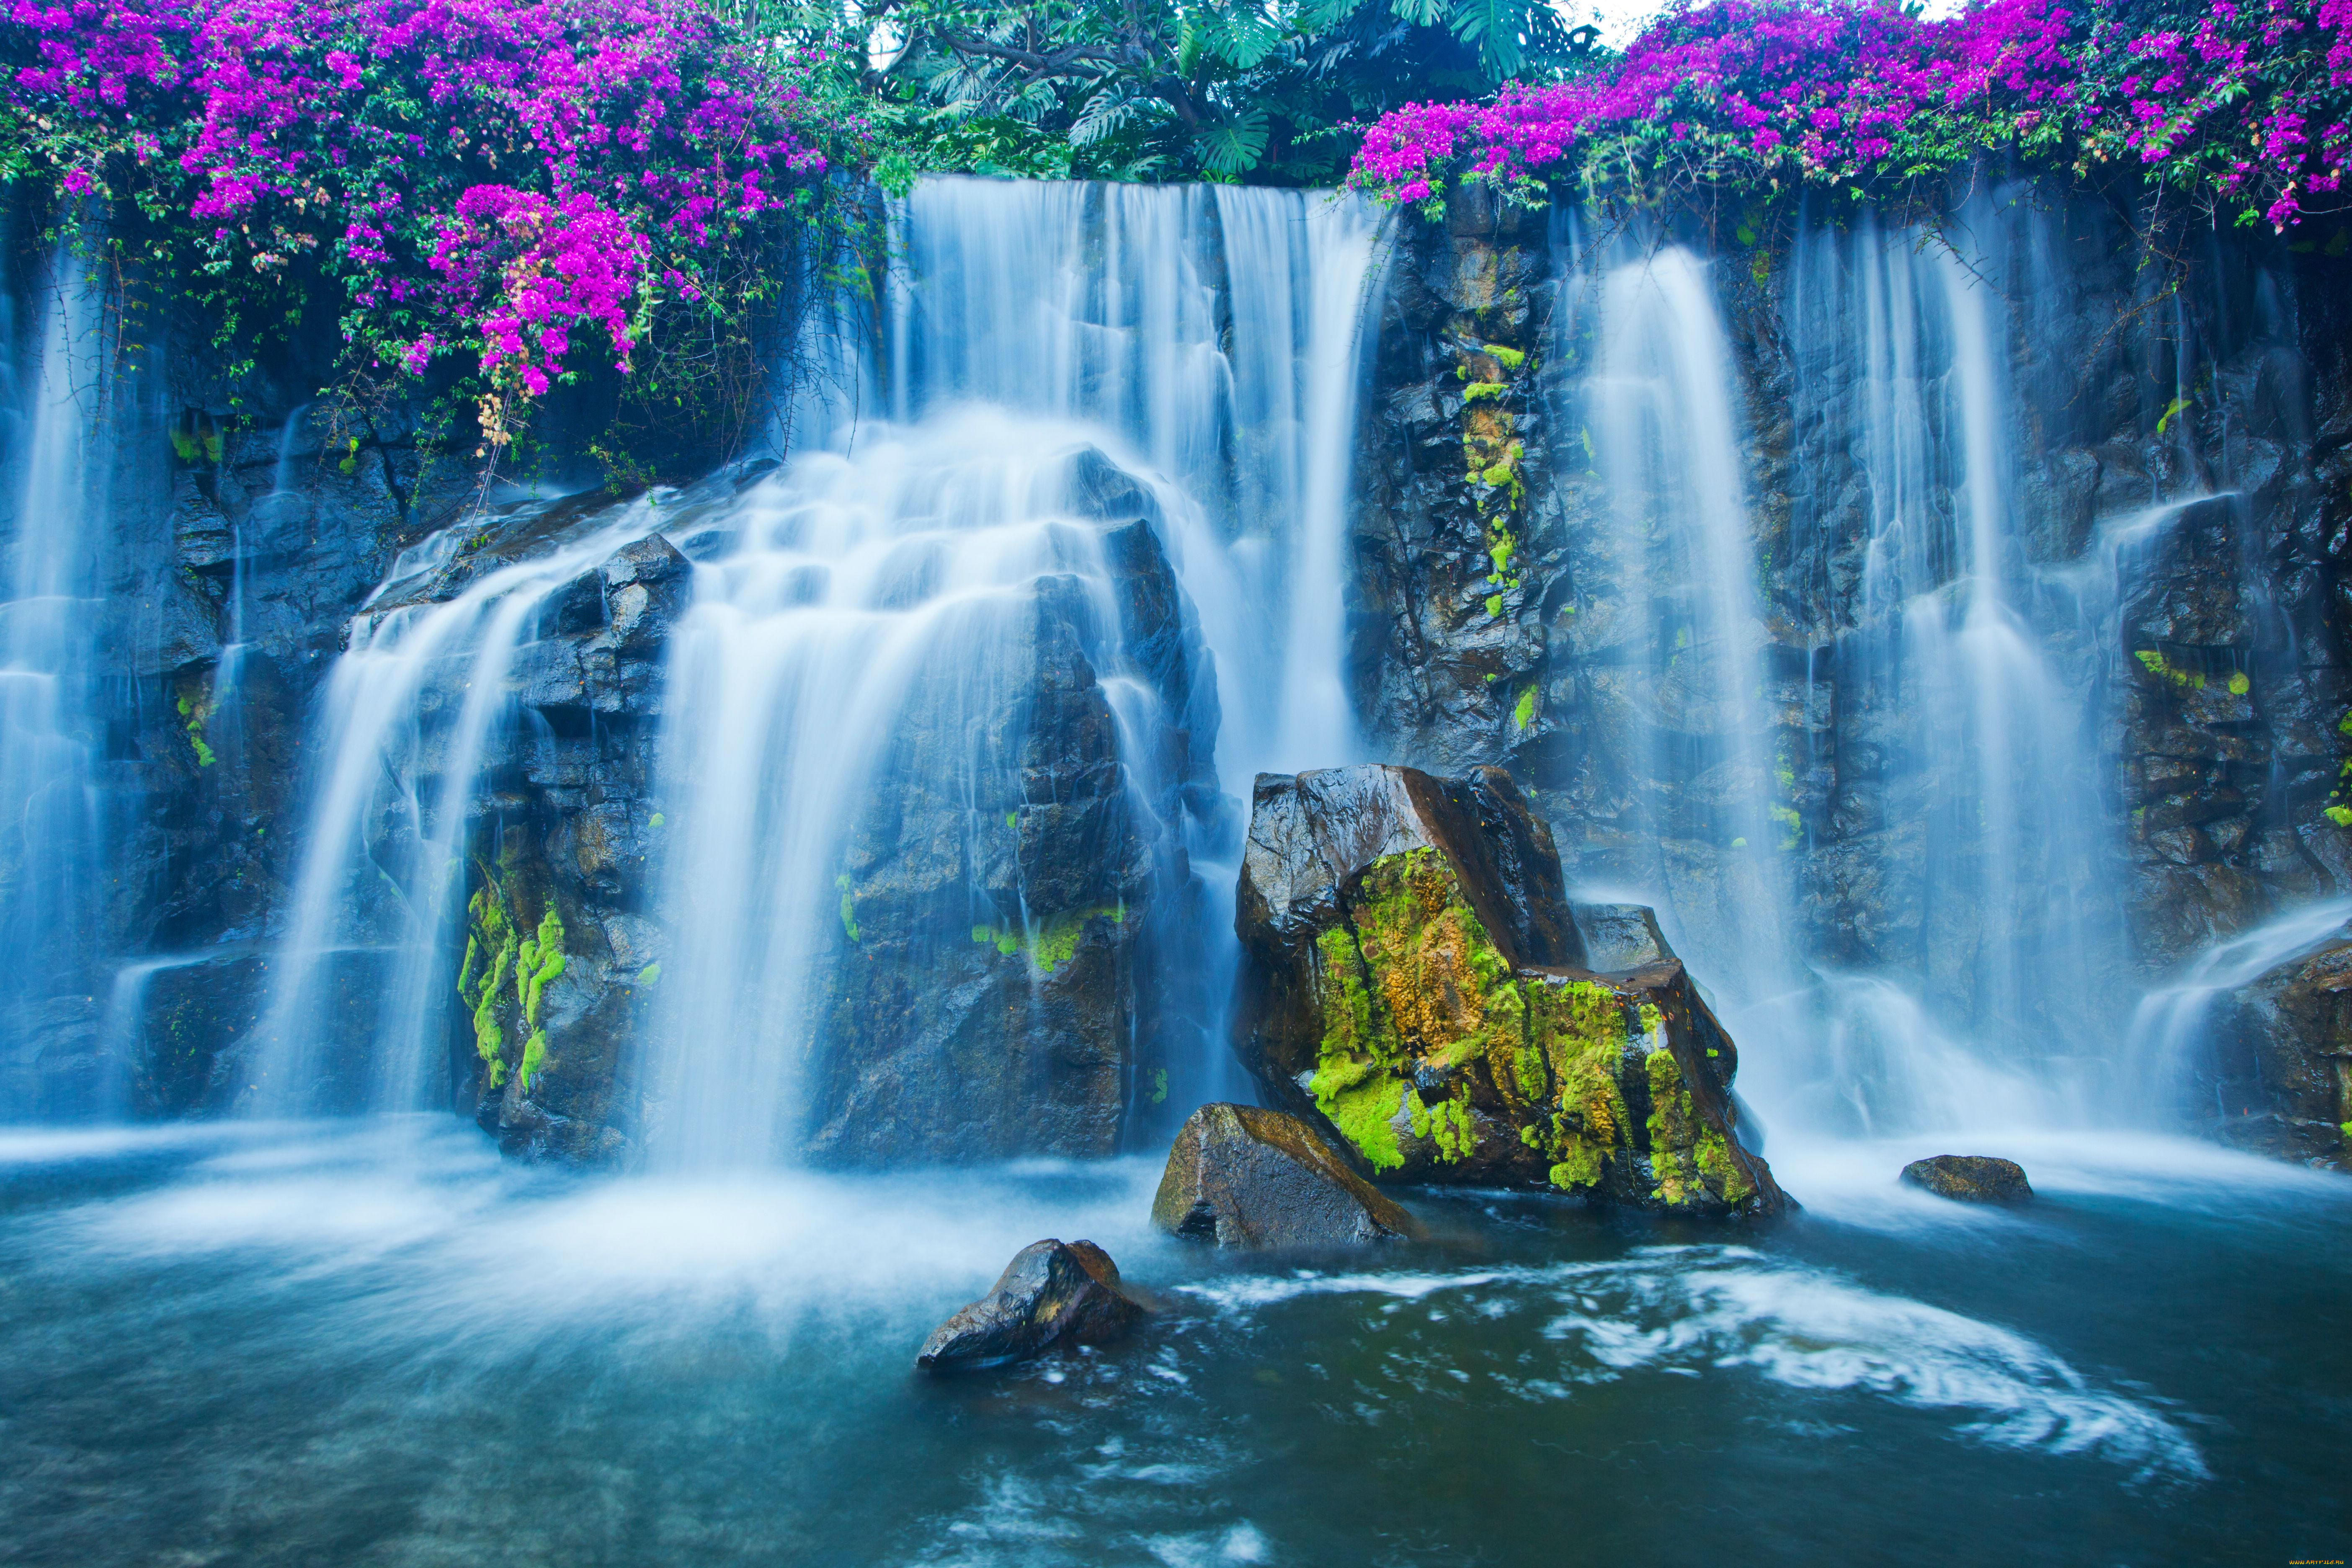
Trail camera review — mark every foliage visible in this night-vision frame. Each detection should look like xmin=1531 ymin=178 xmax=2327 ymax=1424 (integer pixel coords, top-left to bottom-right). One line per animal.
xmin=1 ymin=0 xmax=869 ymax=469
xmin=1349 ymin=0 xmax=2352 ymax=229
xmin=855 ymin=0 xmax=1600 ymax=186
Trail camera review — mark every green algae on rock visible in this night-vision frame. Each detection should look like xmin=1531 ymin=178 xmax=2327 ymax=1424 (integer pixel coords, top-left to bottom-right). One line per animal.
xmin=1235 ymin=764 xmax=1789 ymax=1217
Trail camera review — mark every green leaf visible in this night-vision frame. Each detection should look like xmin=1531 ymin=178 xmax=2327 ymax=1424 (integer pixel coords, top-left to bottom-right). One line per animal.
xmin=1205 ymin=11 xmax=1281 ymax=68
xmin=1389 ymin=0 xmax=1447 ymax=24
xmin=1448 ymin=0 xmax=1524 ymax=77
xmin=1194 ymin=108 xmax=1270 ymax=175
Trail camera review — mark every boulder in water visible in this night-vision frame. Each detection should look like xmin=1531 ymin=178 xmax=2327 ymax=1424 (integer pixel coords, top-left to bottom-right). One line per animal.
xmin=1899 ymin=1155 xmax=2033 ymax=1204
xmin=917 ymin=1239 xmax=1148 ymax=1370
xmin=1233 ymin=764 xmax=1790 ymax=1217
xmin=1152 ymin=1101 xmax=1422 ymax=1246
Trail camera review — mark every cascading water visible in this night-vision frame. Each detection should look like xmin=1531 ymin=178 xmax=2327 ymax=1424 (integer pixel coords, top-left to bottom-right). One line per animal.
xmin=1557 ymin=236 xmax=1791 ymax=999
xmin=642 ymin=179 xmax=1379 ymax=1166
xmin=249 ymin=495 xmax=664 ymax=1114
xmin=0 ymin=245 xmax=113 ymax=1119
xmin=1764 ymin=209 xmax=2137 ymax=1134
xmin=1546 ymin=207 xmax=2226 ymax=1144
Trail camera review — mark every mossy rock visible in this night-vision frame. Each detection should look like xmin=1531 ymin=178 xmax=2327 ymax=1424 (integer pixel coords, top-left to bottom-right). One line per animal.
xmin=1235 ymin=765 xmax=1791 ymax=1217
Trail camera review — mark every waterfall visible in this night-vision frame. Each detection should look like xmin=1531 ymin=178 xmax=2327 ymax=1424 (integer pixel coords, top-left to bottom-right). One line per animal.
xmin=645 ymin=179 xmax=1380 ymax=1167
xmin=2127 ymin=897 xmax=2352 ymax=1121
xmin=1545 ymin=209 xmax=2222 ymax=1141
xmin=249 ymin=496 xmax=665 ymax=1114
xmin=238 ymin=178 xmax=1380 ymax=1155
xmin=0 ymin=245 xmax=113 ymax=1120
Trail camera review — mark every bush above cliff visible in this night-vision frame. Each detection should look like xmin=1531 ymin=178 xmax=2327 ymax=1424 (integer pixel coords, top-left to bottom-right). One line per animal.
xmin=1350 ymin=0 xmax=2352 ymax=231
xmin=2 ymin=0 xmax=869 ymax=468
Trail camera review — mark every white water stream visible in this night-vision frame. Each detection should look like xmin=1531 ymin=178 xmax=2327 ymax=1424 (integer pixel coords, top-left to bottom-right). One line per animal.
xmin=0 ymin=245 xmax=113 ymax=1116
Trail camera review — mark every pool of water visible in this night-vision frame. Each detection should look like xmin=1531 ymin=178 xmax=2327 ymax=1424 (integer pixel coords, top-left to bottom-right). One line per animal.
xmin=0 ymin=1118 xmax=2344 ymax=1565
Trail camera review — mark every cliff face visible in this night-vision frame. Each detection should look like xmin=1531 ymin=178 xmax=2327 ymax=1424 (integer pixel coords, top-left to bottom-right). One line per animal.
xmin=13 ymin=177 xmax=2352 ymax=1168
xmin=1347 ymin=182 xmax=2352 ymax=1149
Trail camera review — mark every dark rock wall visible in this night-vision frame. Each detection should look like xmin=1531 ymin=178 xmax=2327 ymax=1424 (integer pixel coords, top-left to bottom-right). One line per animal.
xmin=1346 ymin=181 xmax=2352 ymax=1133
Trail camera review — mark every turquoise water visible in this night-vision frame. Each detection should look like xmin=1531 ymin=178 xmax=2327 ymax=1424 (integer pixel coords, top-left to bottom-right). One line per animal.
xmin=0 ymin=1119 xmax=2344 ymax=1565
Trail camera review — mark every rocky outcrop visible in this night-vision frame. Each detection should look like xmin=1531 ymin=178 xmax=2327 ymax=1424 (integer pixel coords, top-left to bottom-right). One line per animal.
xmin=1235 ymin=763 xmax=1788 ymax=1216
xmin=1900 ymin=1155 xmax=2034 ymax=1203
xmin=1152 ymin=1101 xmax=1422 ymax=1246
xmin=916 ymin=1238 xmax=1148 ymax=1369
xmin=797 ymin=446 xmax=1220 ymax=1165
xmin=2195 ymin=937 xmax=2352 ymax=1168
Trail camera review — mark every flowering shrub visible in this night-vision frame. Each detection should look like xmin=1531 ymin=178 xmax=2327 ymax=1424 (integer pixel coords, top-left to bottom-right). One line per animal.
xmin=2 ymin=0 xmax=861 ymax=436
xmin=1351 ymin=0 xmax=2352 ymax=230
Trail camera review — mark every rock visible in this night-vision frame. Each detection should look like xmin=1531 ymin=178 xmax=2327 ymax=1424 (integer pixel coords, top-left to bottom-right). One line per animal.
xmin=1235 ymin=764 xmax=1790 ymax=1217
xmin=1152 ymin=1101 xmax=1423 ymax=1246
xmin=917 ymin=1239 xmax=1147 ymax=1370
xmin=2194 ymin=934 xmax=2352 ymax=1169
xmin=1572 ymin=903 xmax=1674 ymax=971
xmin=1899 ymin=1155 xmax=2035 ymax=1203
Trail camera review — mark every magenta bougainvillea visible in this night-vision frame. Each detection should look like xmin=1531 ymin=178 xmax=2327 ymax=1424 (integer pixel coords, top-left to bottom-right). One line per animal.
xmin=1351 ymin=0 xmax=2352 ymax=230
xmin=3 ymin=0 xmax=856 ymax=402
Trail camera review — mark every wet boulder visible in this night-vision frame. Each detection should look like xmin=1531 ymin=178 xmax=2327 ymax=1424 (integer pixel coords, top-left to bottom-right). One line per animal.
xmin=1234 ymin=765 xmax=1790 ymax=1217
xmin=2191 ymin=934 xmax=2352 ymax=1171
xmin=917 ymin=1239 xmax=1148 ymax=1370
xmin=1899 ymin=1155 xmax=2034 ymax=1204
xmin=1153 ymin=1101 xmax=1423 ymax=1246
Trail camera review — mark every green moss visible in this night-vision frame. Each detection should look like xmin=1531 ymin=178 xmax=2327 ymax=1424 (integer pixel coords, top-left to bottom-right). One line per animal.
xmin=1031 ymin=913 xmax=1087 ymax=971
xmin=635 ymin=962 xmax=661 ymax=986
xmin=648 ymin=812 xmax=665 ymax=828
xmin=518 ymin=1029 xmax=548 ymax=1093
xmin=1483 ymin=343 xmax=1525 ymax=371
xmin=1409 ymin=1090 xmax=1479 ymax=1163
xmin=2134 ymin=649 xmax=2205 ymax=689
xmin=1547 ymin=1138 xmax=1604 ymax=1191
xmin=1645 ymin=1047 xmax=1703 ymax=1205
xmin=835 ymin=874 xmax=859 ymax=941
xmin=973 ymin=904 xmax=1126 ymax=971
xmin=1511 ymin=1041 xmax=1547 ymax=1102
xmin=1462 ymin=379 xmax=1505 ymax=403
xmin=2228 ymin=670 xmax=2251 ymax=695
xmin=2327 ymin=806 xmax=2352 ymax=828
xmin=1512 ymin=686 xmax=1537 ymax=731
xmin=459 ymin=883 xmax=518 ymax=1066
xmin=516 ymin=904 xmax=566 ymax=1027
xmin=1695 ymin=1127 xmax=1754 ymax=1203
xmin=1312 ymin=1066 xmax=1406 ymax=1171
xmin=1485 ymin=593 xmax=1504 ymax=617
xmin=1149 ymin=1068 xmax=1168 ymax=1106
xmin=175 ymin=681 xmax=217 ymax=767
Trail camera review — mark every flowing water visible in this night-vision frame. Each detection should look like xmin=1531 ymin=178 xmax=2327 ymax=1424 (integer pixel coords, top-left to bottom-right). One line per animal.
xmin=0 ymin=182 xmax=2347 ymax=1562
xmin=0 ymin=1119 xmax=2343 ymax=1565
xmin=0 ymin=242 xmax=117 ymax=1119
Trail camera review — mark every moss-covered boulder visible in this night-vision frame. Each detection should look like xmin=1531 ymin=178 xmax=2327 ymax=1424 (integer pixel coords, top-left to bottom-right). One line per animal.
xmin=1235 ymin=765 xmax=1790 ymax=1217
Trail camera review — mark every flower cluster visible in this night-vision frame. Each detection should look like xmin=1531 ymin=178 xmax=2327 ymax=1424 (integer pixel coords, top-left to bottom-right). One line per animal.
xmin=4 ymin=0 xmax=857 ymax=399
xmin=1351 ymin=0 xmax=2352 ymax=230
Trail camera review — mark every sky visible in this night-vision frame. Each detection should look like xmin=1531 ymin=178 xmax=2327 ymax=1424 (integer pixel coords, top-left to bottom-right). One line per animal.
xmin=1567 ymin=0 xmax=1968 ymax=51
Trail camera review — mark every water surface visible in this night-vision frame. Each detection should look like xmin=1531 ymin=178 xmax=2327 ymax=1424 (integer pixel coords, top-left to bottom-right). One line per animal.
xmin=1 ymin=1120 xmax=2344 ymax=1565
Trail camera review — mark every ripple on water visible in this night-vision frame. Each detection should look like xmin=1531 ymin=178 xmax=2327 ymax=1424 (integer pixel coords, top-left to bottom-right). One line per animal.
xmin=1175 ymin=1243 xmax=2208 ymax=1480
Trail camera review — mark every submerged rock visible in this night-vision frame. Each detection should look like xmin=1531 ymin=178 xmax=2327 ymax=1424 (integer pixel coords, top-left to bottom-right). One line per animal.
xmin=1152 ymin=1101 xmax=1422 ymax=1246
xmin=917 ymin=1239 xmax=1148 ymax=1370
xmin=1234 ymin=764 xmax=1790 ymax=1217
xmin=1899 ymin=1155 xmax=2034 ymax=1204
